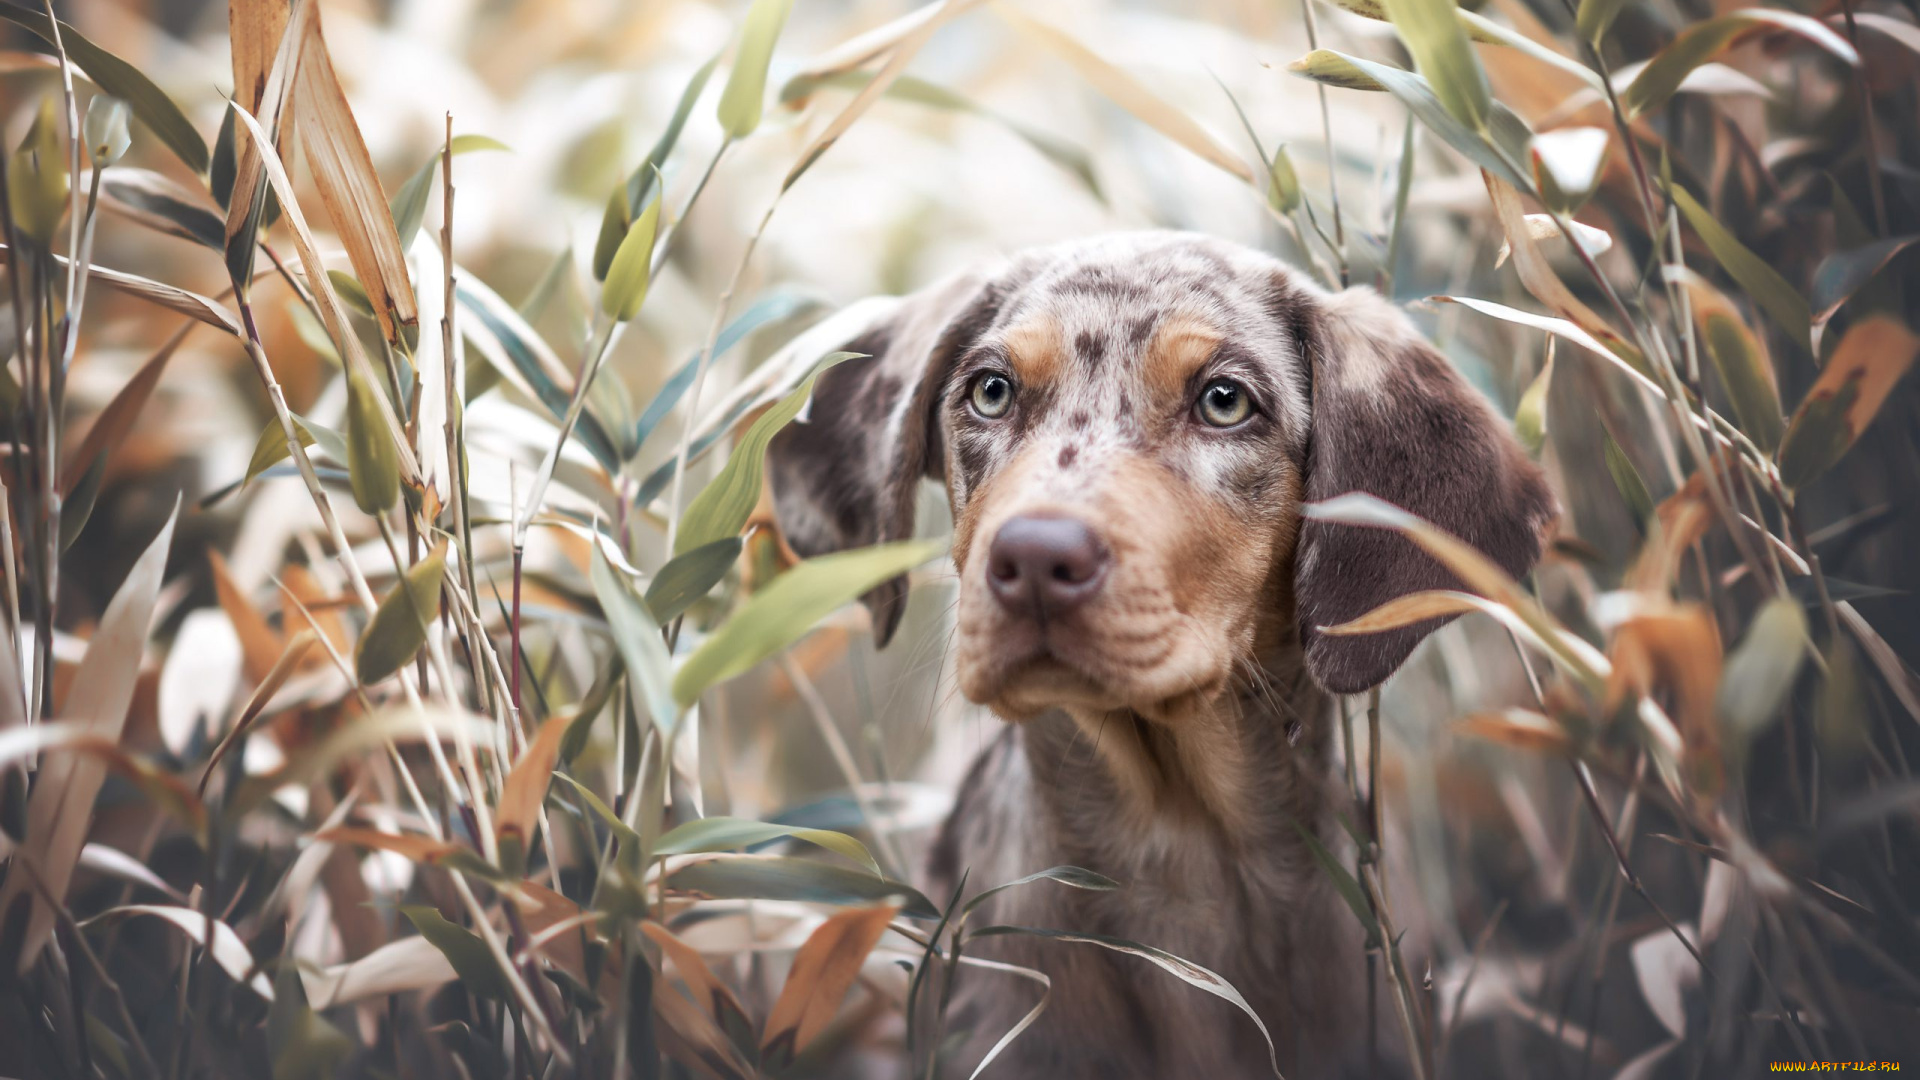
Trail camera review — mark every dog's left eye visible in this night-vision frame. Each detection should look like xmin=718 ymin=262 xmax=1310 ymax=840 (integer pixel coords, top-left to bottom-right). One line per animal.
xmin=1196 ymin=378 xmax=1253 ymax=427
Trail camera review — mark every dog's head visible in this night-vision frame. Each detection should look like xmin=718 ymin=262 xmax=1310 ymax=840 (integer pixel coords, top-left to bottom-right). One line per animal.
xmin=769 ymin=232 xmax=1553 ymax=723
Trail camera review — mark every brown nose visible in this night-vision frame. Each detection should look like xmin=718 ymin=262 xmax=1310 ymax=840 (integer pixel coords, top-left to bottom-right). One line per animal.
xmin=986 ymin=515 xmax=1110 ymax=620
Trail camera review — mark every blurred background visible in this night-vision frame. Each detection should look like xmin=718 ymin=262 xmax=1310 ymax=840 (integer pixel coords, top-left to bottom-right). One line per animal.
xmin=5 ymin=0 xmax=1920 ymax=1075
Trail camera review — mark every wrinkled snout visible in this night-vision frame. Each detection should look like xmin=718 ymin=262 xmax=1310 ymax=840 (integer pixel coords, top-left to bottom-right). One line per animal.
xmin=985 ymin=514 xmax=1111 ymax=621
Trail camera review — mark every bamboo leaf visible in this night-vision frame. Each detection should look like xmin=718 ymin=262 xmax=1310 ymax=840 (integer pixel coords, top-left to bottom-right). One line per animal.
xmin=664 ymin=855 xmax=937 ymax=918
xmin=963 ymin=865 xmax=1121 ymax=917
xmin=588 ymin=536 xmax=677 ymax=738
xmin=1576 ymin=0 xmax=1631 ymax=46
xmin=345 ymin=369 xmax=400 ymax=515
xmin=600 ymin=185 xmax=662 ymax=322
xmin=1670 ymin=184 xmax=1812 ymax=355
xmin=1718 ymin=597 xmax=1810 ymax=743
xmin=1288 ymin=819 xmax=1380 ymax=941
xmin=289 ymin=1 xmax=418 ymax=339
xmin=1380 ymin=0 xmax=1492 ymax=133
xmin=301 ymin=936 xmax=456 ymax=1008
xmin=594 ymin=51 xmax=721 ymax=280
xmin=1624 ymin=10 xmax=1856 ymax=119
xmin=495 ymin=712 xmax=573 ymax=853
xmin=1514 ymin=349 xmax=1553 ymax=456
xmin=6 ymin=97 xmax=66 ymax=247
xmin=675 ymin=353 xmax=856 ymax=555
xmin=1605 ymin=429 xmax=1654 ymax=528
xmin=0 ymin=504 xmax=177 ymax=974
xmin=1810 ymin=235 xmax=1920 ymax=328
xmin=354 ymin=543 xmax=448 ymax=685
xmin=1667 ymin=267 xmax=1785 ymax=451
xmin=994 ymin=2 xmax=1251 ymax=184
xmin=401 ymin=906 xmax=513 ymax=1001
xmin=1777 ymin=316 xmax=1920 ymax=487
xmin=0 ymin=2 xmax=210 ymax=173
xmin=761 ymin=904 xmax=898 ymax=1066
xmin=672 ymin=539 xmax=946 ymax=706
xmin=1289 ymin=50 xmax=1534 ymax=191
xmin=717 ymin=0 xmax=795 ymax=138
xmin=639 ymin=922 xmax=756 ymax=1061
xmin=83 ymin=905 xmax=272 ymax=998
xmin=645 ymin=537 xmax=744 ymax=623
xmin=267 ymin=959 xmax=352 ymax=1080
xmin=654 ymin=817 xmax=879 ymax=874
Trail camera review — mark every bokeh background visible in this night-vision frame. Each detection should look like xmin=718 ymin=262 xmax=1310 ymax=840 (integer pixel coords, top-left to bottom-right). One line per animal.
xmin=5 ymin=0 xmax=1920 ymax=1075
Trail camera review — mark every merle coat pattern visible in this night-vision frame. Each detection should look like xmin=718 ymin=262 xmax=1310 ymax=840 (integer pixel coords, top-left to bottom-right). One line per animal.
xmin=767 ymin=232 xmax=1555 ymax=1078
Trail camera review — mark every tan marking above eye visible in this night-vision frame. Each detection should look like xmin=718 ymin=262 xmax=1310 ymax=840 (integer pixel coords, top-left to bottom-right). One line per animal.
xmin=1144 ymin=315 xmax=1224 ymax=406
xmin=1001 ymin=316 xmax=1067 ymax=387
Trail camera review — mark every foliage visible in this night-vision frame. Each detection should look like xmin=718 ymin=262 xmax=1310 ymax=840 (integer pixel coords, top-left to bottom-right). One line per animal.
xmin=1 ymin=0 xmax=1918 ymax=1076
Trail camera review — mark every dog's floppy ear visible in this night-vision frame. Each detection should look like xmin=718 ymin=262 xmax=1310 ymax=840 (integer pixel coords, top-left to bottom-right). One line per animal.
xmin=1289 ymin=285 xmax=1556 ymax=694
xmin=767 ymin=269 xmax=1004 ymax=646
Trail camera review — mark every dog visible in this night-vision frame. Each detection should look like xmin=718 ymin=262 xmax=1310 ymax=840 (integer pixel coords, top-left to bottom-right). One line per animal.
xmin=767 ymin=232 xmax=1554 ymax=1077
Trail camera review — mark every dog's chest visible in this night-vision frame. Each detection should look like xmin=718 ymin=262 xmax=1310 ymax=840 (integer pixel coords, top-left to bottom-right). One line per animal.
xmin=933 ymin=720 xmax=1366 ymax=1078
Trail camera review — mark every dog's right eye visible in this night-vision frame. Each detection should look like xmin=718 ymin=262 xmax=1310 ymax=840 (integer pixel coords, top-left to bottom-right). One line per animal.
xmin=969 ymin=372 xmax=1015 ymax=419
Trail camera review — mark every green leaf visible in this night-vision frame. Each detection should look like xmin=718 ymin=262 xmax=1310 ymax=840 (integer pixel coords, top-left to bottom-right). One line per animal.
xmin=345 ymin=370 xmax=400 ymax=515
xmin=1267 ymin=145 xmax=1301 ymax=215
xmin=1286 ymin=820 xmax=1380 ymax=942
xmin=1380 ymin=0 xmax=1492 ymax=133
xmin=588 ymin=539 xmax=677 ymax=737
xmin=1575 ymin=0 xmax=1630 ymax=46
xmin=553 ymin=772 xmax=642 ymax=853
xmin=243 ymin=415 xmax=349 ymax=486
xmin=716 ymin=0 xmax=796 ymax=138
xmin=355 ymin=545 xmax=447 ymax=685
xmin=600 ymin=184 xmax=662 ymax=322
xmin=1287 ymin=49 xmax=1533 ymax=190
xmin=965 ymin=925 xmax=1284 ymax=1078
xmin=1603 ymin=430 xmax=1653 ymax=529
xmin=674 ymin=353 xmax=857 ymax=555
xmin=1667 ymin=267 xmax=1785 ymax=451
xmin=1670 ymin=184 xmax=1812 ymax=355
xmin=665 ymin=855 xmax=937 ymax=918
xmin=456 ymin=281 xmax=623 ymax=474
xmin=58 ymin=454 xmax=106 ymax=553
xmin=673 ymin=539 xmax=945 ymax=707
xmin=401 ymin=906 xmax=512 ymax=1002
xmin=267 ymin=961 xmax=351 ymax=1080
xmin=963 ymin=865 xmax=1121 ymax=918
xmin=1624 ymin=10 xmax=1856 ymax=120
xmin=1810 ymin=235 xmax=1920 ymax=328
xmin=0 ymin=2 xmax=210 ymax=173
xmin=390 ymin=135 xmax=510 ymax=254
xmin=1514 ymin=351 xmax=1552 ymax=457
xmin=594 ymin=51 xmax=722 ymax=280
xmin=1717 ymin=597 xmax=1810 ymax=743
xmin=654 ymin=817 xmax=880 ymax=875
xmin=646 ymin=537 xmax=744 ymax=623
xmin=7 ymin=97 xmax=68 ymax=248
xmin=328 ymin=270 xmax=376 ymax=320
xmin=102 ymin=169 xmax=225 ymax=249
xmin=631 ymin=289 xmax=826 ymax=458
xmin=449 ymin=134 xmax=511 ymax=155
xmin=781 ymin=70 xmax=1103 ymax=202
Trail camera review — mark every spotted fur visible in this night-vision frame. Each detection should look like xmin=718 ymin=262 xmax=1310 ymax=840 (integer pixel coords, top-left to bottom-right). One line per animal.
xmin=767 ymin=232 xmax=1554 ymax=1078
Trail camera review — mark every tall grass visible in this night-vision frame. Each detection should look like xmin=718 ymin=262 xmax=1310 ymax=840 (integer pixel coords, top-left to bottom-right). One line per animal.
xmin=1 ymin=0 xmax=1917 ymax=1076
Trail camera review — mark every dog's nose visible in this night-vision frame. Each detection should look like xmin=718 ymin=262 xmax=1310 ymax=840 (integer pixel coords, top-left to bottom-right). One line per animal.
xmin=986 ymin=515 xmax=1110 ymax=620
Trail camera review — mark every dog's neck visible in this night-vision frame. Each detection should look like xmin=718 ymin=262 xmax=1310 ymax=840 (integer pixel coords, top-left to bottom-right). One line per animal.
xmin=1019 ymin=640 xmax=1337 ymax=856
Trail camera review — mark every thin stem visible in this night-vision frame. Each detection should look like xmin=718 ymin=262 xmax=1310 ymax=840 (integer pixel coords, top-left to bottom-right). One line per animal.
xmin=663 ymin=196 xmax=779 ymax=552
